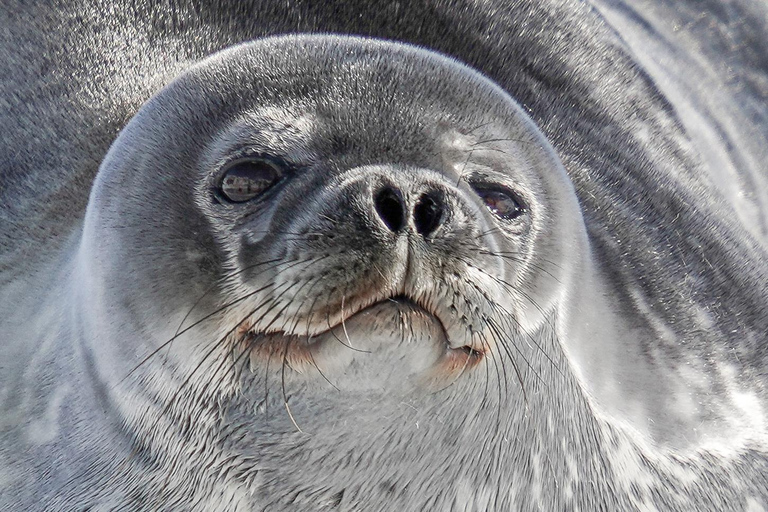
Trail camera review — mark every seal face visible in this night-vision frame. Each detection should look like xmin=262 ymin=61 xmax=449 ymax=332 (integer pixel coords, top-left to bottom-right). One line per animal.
xmin=83 ymin=36 xmax=577 ymax=405
xmin=4 ymin=3 xmax=768 ymax=510
xmin=48 ymin=35 xmax=588 ymax=508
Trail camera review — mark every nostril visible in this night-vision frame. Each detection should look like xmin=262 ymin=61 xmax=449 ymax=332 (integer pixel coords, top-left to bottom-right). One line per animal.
xmin=374 ymin=187 xmax=406 ymax=232
xmin=414 ymin=193 xmax=444 ymax=236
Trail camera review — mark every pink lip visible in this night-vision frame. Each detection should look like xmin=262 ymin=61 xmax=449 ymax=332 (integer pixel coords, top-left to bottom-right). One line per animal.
xmin=236 ymin=294 xmax=485 ymax=379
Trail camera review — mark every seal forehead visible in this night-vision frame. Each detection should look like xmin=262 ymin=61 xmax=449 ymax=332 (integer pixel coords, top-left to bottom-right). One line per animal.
xmin=202 ymin=108 xmax=318 ymax=166
xmin=180 ymin=35 xmax=519 ymax=127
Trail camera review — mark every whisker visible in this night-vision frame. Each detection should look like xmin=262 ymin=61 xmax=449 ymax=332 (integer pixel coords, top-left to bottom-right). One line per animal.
xmin=470 ymin=136 xmax=533 ymax=146
xmin=478 ymin=249 xmax=563 ymax=281
xmin=281 ymin=338 xmax=303 ymax=433
xmin=157 ymin=282 xmax=293 ymax=419
xmin=475 ymin=328 xmax=505 ymax=430
xmin=429 ymin=346 xmax=473 ymax=394
xmin=324 ymin=297 xmax=372 ymax=354
xmin=339 ymin=292 xmax=354 ymax=349
xmin=191 ymin=275 xmax=313 ymax=420
xmin=307 ymin=347 xmax=340 ymax=391
xmin=199 ymin=261 xmax=332 ymax=422
xmin=117 ymin=257 xmax=307 ymax=385
xmin=460 ymin=257 xmax=561 ymax=376
xmin=325 ymin=319 xmax=372 ymax=353
xmin=485 ymin=313 xmax=533 ymax=399
xmin=123 ymin=254 xmax=332 ymax=386
xmin=160 ymin=255 xmax=325 ymax=417
xmin=167 ymin=256 xmax=286 ymax=356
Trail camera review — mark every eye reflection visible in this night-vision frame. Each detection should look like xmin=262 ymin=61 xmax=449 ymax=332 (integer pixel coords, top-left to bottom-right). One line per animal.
xmin=220 ymin=159 xmax=283 ymax=202
xmin=473 ymin=184 xmax=526 ymax=220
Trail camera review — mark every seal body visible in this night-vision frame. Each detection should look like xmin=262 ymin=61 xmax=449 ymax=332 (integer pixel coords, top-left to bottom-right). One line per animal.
xmin=2 ymin=1 xmax=768 ymax=510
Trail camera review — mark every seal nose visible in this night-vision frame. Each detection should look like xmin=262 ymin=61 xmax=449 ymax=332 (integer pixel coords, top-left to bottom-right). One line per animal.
xmin=374 ymin=187 xmax=406 ymax=232
xmin=413 ymin=192 xmax=444 ymax=236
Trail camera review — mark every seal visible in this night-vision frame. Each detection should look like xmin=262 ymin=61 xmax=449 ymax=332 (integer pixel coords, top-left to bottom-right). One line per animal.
xmin=2 ymin=1 xmax=768 ymax=510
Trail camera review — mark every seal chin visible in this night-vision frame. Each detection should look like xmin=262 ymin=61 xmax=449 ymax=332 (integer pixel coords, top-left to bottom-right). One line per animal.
xmin=236 ymin=293 xmax=485 ymax=388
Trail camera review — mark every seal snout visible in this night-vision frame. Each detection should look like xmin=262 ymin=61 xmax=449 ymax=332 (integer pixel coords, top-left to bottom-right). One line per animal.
xmin=373 ymin=184 xmax=446 ymax=237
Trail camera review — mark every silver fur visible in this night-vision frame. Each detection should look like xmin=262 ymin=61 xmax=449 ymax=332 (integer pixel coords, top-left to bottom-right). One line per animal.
xmin=2 ymin=1 xmax=768 ymax=510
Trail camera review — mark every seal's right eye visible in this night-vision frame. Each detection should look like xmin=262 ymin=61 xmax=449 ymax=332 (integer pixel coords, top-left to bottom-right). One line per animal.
xmin=219 ymin=159 xmax=282 ymax=202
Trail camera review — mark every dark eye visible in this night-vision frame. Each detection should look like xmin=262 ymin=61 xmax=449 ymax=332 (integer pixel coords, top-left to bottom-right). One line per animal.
xmin=219 ymin=158 xmax=283 ymax=202
xmin=474 ymin=185 xmax=526 ymax=220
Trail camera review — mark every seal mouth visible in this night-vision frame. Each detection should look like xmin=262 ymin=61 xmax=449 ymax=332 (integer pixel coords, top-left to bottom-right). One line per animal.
xmin=235 ymin=293 xmax=485 ymax=378
xmin=383 ymin=294 xmax=485 ymax=356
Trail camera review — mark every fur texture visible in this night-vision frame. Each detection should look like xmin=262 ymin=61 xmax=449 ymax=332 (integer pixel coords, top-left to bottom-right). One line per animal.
xmin=2 ymin=1 xmax=768 ymax=510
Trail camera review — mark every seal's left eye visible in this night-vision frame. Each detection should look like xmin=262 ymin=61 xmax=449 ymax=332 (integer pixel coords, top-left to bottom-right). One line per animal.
xmin=219 ymin=159 xmax=282 ymax=202
xmin=474 ymin=185 xmax=526 ymax=221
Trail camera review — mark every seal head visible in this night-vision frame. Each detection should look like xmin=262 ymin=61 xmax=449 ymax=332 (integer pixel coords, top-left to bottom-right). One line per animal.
xmin=69 ymin=35 xmax=588 ymax=506
xmin=79 ymin=35 xmax=582 ymax=395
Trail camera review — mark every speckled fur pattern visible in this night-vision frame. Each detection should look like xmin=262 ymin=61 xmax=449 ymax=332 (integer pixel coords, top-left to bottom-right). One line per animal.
xmin=2 ymin=1 xmax=768 ymax=511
